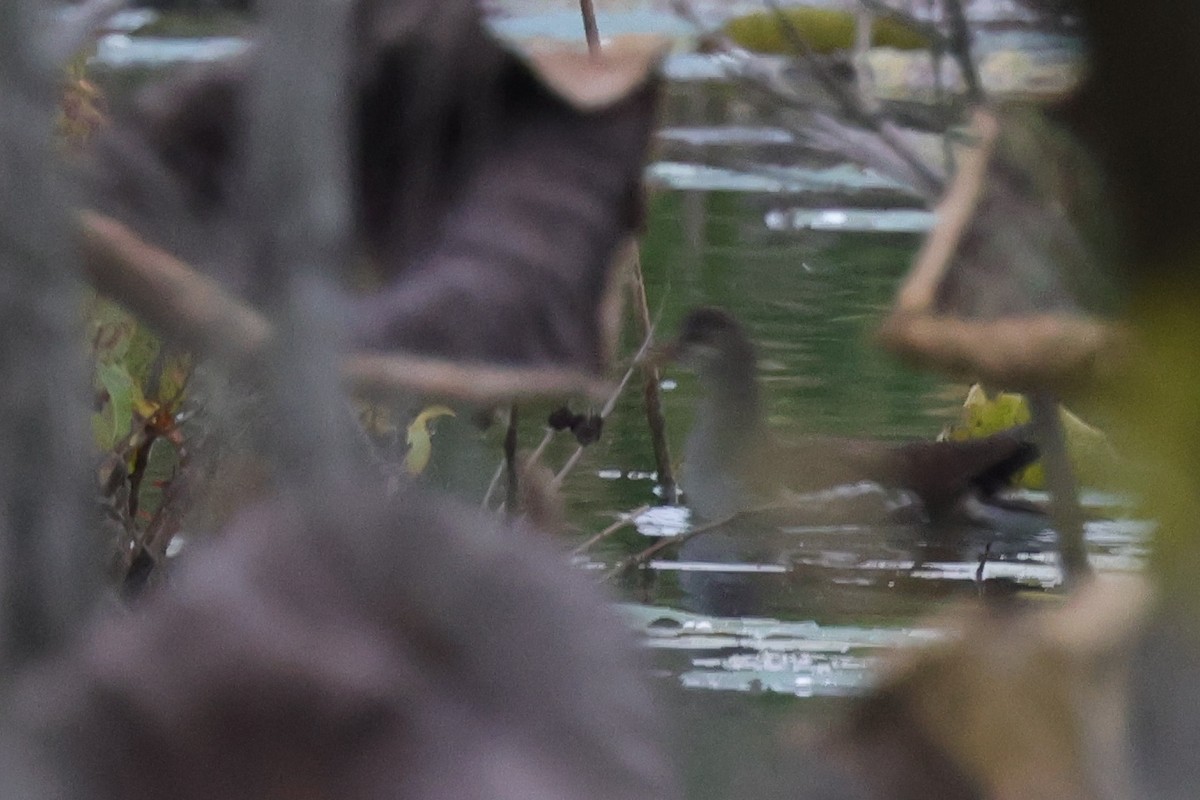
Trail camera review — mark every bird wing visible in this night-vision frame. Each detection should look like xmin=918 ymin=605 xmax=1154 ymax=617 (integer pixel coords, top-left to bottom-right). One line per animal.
xmin=748 ymin=429 xmax=1038 ymax=512
xmin=890 ymin=427 xmax=1039 ymax=510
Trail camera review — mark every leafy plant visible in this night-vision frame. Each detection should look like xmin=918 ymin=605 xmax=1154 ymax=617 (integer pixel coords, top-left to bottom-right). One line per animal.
xmin=942 ymin=383 xmax=1123 ymax=490
xmin=87 ymin=297 xmax=191 ymax=452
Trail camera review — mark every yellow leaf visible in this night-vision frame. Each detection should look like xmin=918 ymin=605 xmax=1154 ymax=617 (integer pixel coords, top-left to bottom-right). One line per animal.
xmin=130 ymin=381 xmax=158 ymax=420
xmin=404 ymin=405 xmax=456 ymax=475
xmin=943 ymin=384 xmax=1122 ymax=490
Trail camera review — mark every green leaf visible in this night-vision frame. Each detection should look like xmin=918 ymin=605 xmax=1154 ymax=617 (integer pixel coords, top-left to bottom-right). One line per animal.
xmin=95 ymin=362 xmax=135 ymax=450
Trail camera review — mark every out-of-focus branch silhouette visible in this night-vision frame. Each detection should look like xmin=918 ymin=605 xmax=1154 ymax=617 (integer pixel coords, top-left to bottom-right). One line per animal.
xmin=1 ymin=2 xmax=683 ymax=799
xmin=84 ymin=10 xmax=665 ymax=394
xmin=0 ymin=0 xmax=96 ymax=681
xmin=248 ymin=0 xmax=357 ymax=491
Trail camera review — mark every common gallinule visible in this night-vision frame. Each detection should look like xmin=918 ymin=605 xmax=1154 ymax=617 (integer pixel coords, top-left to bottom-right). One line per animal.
xmin=661 ymin=307 xmax=1043 ymax=529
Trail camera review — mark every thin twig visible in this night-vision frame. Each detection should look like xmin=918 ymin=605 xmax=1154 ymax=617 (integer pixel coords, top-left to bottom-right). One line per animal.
xmin=483 ymin=426 xmax=555 ymax=510
xmin=578 ymin=0 xmax=601 ymax=55
xmin=604 ymin=511 xmax=742 ymax=582
xmin=503 ymin=405 xmax=520 ymax=513
xmin=925 ymin=0 xmax=956 ymax=172
xmin=975 ymin=540 xmax=992 ymax=594
xmin=929 ymin=0 xmax=945 ymax=107
xmin=487 ymin=327 xmax=657 ymax=509
xmin=630 ymin=251 xmax=677 ymax=504
xmin=764 ymin=0 xmax=872 ymax=124
xmin=603 ymin=491 xmax=881 ymax=581
xmin=942 ymin=0 xmax=983 ymax=102
xmin=572 ymin=505 xmax=650 ymax=556
xmin=552 ymin=444 xmax=589 ymax=490
xmin=526 ymin=428 xmax=556 ymax=466
xmin=551 ymin=325 xmax=658 ymax=489
xmin=481 ymin=461 xmax=505 ymax=509
xmin=1029 ymin=392 xmax=1091 ymax=587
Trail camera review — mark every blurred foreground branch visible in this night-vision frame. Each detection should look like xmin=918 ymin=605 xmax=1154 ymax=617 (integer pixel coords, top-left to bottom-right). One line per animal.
xmin=79 ymin=212 xmax=610 ymax=404
xmin=0 ymin=0 xmax=95 ymax=677
xmin=249 ymin=0 xmax=358 ymax=489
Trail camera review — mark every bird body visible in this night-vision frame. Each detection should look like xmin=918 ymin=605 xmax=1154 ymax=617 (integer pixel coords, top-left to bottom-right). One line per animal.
xmin=666 ymin=308 xmax=1042 ymax=528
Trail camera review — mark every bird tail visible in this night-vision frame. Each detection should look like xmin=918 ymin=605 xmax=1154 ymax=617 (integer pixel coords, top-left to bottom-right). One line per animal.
xmin=969 ymin=424 xmax=1040 ymax=495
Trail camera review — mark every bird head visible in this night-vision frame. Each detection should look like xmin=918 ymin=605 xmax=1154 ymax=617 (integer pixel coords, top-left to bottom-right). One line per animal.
xmin=650 ymin=307 xmax=754 ymax=375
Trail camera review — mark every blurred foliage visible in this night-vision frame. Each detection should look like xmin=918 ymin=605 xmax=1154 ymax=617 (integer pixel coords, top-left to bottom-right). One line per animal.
xmin=87 ymin=297 xmax=191 ymax=575
xmin=66 ymin=61 xmax=196 ymax=562
xmin=1113 ymin=286 xmax=1200 ymax=612
xmin=723 ymin=7 xmax=929 ymax=54
xmin=356 ymin=400 xmax=457 ymax=477
xmin=58 ymin=55 xmax=105 ymax=151
xmin=66 ymin=65 xmax=193 ymax=462
xmin=943 ymin=384 xmax=1123 ymax=490
xmin=87 ymin=297 xmax=192 ymax=454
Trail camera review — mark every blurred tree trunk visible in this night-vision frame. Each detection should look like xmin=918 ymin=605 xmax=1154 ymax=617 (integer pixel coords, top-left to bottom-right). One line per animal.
xmin=1066 ymin=0 xmax=1200 ymax=617
xmin=248 ymin=0 xmax=358 ymax=494
xmin=0 ymin=1 xmax=94 ymax=679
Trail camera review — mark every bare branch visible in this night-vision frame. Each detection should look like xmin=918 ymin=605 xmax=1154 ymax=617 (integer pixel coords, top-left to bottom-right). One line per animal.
xmin=604 ymin=511 xmax=745 ymax=582
xmin=572 ymin=506 xmax=649 ymax=556
xmin=894 ymin=111 xmax=996 ymax=312
xmin=630 ymin=249 xmax=677 ymax=504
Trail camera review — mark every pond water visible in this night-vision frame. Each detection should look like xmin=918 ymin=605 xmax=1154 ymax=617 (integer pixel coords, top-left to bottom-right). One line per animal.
xmin=539 ymin=66 xmax=1147 ymax=789
xmin=550 ymin=161 xmax=1146 ymax=695
xmin=509 ymin=42 xmax=1145 ymax=720
xmin=88 ymin=7 xmax=1144 ymax=794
